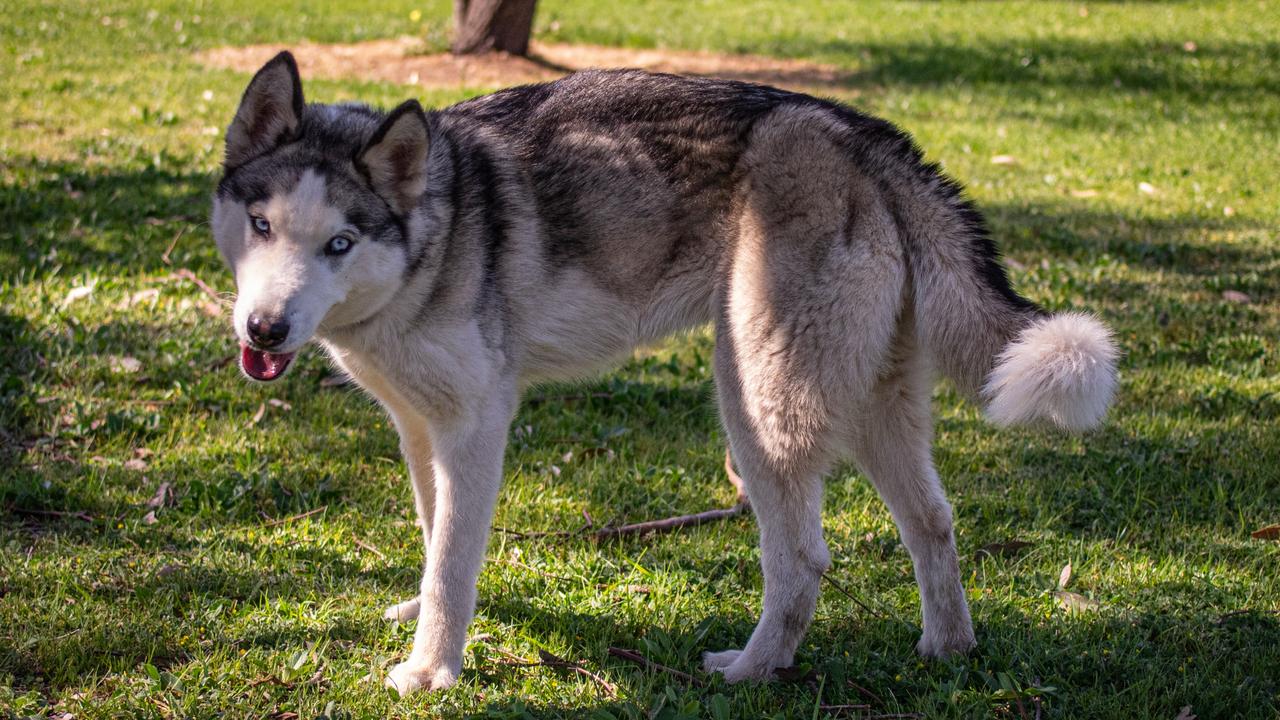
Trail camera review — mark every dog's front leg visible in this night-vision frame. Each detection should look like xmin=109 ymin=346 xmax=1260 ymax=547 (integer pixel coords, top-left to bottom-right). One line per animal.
xmin=383 ymin=408 xmax=436 ymax=622
xmin=384 ymin=391 xmax=516 ymax=695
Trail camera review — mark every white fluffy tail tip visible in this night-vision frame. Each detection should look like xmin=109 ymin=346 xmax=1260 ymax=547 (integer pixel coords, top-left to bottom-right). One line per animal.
xmin=984 ymin=313 xmax=1118 ymax=432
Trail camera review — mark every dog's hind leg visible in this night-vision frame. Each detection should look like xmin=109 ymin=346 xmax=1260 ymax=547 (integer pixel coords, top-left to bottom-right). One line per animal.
xmin=853 ymin=343 xmax=975 ymax=657
xmin=702 ymin=316 xmax=833 ymax=682
xmin=383 ymin=408 xmax=435 ymax=622
xmin=701 ymin=438 xmax=829 ymax=680
xmin=703 ymin=108 xmax=907 ymax=681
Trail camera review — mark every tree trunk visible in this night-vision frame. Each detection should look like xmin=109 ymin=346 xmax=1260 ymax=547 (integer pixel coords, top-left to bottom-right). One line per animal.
xmin=452 ymin=0 xmax=538 ymax=56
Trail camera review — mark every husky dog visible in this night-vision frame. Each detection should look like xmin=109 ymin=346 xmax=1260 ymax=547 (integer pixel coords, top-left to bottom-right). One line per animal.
xmin=212 ymin=51 xmax=1117 ymax=694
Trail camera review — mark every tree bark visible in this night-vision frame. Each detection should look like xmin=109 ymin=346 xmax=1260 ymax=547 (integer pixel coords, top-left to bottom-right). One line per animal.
xmin=452 ymin=0 xmax=538 ymax=56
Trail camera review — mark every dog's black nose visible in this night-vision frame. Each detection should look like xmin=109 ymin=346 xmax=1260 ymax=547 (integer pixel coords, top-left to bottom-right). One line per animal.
xmin=247 ymin=313 xmax=290 ymax=348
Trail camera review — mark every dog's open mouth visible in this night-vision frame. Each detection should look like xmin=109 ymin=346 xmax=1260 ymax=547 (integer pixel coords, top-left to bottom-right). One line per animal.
xmin=240 ymin=343 xmax=296 ymax=382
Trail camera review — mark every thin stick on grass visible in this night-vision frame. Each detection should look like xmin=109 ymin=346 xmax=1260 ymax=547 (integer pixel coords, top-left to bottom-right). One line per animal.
xmin=262 ymin=505 xmax=327 ymax=527
xmin=822 ymin=572 xmax=884 ymax=619
xmin=607 ymin=646 xmax=704 ymax=687
xmin=499 ymin=447 xmax=749 ymax=542
xmin=10 ymin=507 xmax=94 ymax=522
xmin=592 ymin=449 xmax=750 ymax=539
xmin=537 ymin=649 xmax=619 ymax=699
xmin=491 ymin=646 xmax=618 ymax=699
xmin=160 ymin=225 xmax=188 ymax=265
xmin=497 ymin=557 xmax=578 ymax=582
xmin=169 ymin=268 xmax=223 ymax=304
xmin=815 ymin=705 xmax=871 ymax=716
xmin=352 ymin=533 xmax=385 ymax=560
xmin=592 ymin=503 xmax=748 ymax=539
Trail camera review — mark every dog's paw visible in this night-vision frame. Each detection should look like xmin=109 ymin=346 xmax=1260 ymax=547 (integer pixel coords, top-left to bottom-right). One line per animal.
xmin=383 ymin=597 xmax=421 ymax=622
xmin=702 ymin=649 xmax=743 ymax=674
xmin=915 ymin=626 xmax=976 ymax=659
xmin=384 ymin=660 xmax=457 ymax=696
xmin=703 ymin=649 xmax=780 ymax=683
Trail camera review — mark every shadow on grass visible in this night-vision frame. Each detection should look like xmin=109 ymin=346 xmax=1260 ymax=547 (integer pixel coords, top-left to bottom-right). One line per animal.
xmin=812 ymin=36 xmax=1280 ymax=121
xmin=460 ymin=587 xmax=1280 ymax=718
xmin=2 ymin=155 xmax=1273 ymax=289
xmin=987 ymin=201 xmax=1274 ymax=281
xmin=0 ymin=158 xmax=220 ymax=280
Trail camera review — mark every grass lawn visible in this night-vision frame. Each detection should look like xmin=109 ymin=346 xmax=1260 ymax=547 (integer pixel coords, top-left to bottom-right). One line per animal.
xmin=2 ymin=1 xmax=1278 ymax=717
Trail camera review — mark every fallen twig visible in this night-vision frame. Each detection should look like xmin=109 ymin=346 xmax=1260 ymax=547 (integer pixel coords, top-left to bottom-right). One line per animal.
xmin=538 ymin=649 xmax=619 ymax=699
xmin=352 ymin=533 xmax=385 ymax=560
xmin=168 ymin=268 xmax=224 ymax=305
xmin=262 ymin=505 xmax=327 ymax=527
xmin=10 ymin=507 xmax=93 ymax=522
xmin=593 ymin=503 xmax=748 ymax=540
xmin=1214 ymin=608 xmax=1280 ymax=624
xmin=816 ymin=705 xmax=871 ymax=717
xmin=593 ymin=448 xmax=748 ymax=538
xmin=846 ymin=679 xmax=886 ymax=706
xmin=500 ymin=452 xmax=749 ymax=541
xmin=494 ymin=526 xmax=576 ymax=540
xmin=491 ymin=646 xmax=617 ymax=699
xmin=498 ymin=557 xmax=578 ymax=582
xmin=607 ymin=646 xmax=703 ymax=687
xmin=525 ymin=391 xmax=615 ymax=405
xmin=247 ymin=675 xmax=293 ymax=689
xmin=160 ymin=225 xmax=189 ymax=265
xmin=823 ymin=572 xmax=884 ymax=619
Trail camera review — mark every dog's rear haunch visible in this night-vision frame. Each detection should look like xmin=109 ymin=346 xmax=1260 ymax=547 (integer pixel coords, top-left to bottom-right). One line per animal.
xmin=212 ymin=51 xmax=1117 ymax=694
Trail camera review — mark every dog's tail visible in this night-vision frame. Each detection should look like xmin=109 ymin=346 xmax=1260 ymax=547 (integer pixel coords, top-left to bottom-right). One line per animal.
xmin=902 ymin=187 xmax=1118 ymax=431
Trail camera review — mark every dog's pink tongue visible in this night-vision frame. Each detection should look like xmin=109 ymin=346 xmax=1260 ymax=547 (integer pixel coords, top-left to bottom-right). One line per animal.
xmin=240 ymin=344 xmax=295 ymax=381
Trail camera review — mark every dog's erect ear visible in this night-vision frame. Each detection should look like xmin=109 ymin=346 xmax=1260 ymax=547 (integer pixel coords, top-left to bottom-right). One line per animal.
xmin=356 ymin=100 xmax=431 ymax=215
xmin=224 ymin=51 xmax=304 ymax=170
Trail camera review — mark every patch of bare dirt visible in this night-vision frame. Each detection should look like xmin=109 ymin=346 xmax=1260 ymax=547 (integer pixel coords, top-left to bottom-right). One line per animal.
xmin=196 ymin=37 xmax=855 ymax=93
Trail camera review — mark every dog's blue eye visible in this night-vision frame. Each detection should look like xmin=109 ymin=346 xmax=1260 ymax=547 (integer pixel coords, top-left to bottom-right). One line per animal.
xmin=250 ymin=215 xmax=270 ymax=235
xmin=325 ymin=236 xmax=352 ymax=256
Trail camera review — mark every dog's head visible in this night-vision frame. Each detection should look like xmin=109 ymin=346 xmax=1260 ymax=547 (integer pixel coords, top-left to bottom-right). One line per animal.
xmin=212 ymin=52 xmax=430 ymax=381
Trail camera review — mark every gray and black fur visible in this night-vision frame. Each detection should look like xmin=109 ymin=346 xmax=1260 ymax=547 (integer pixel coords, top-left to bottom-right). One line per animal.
xmin=212 ymin=52 xmax=1117 ymax=694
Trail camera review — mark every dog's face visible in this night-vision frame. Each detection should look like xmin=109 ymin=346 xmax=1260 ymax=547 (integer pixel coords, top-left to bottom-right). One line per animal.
xmin=212 ymin=52 xmax=431 ymax=381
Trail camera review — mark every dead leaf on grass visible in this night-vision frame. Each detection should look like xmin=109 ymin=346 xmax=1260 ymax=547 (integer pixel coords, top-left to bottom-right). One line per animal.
xmin=121 ymin=288 xmax=161 ymax=308
xmin=1054 ymin=590 xmax=1100 ymax=612
xmin=124 ymin=458 xmax=148 ymax=472
xmin=251 ymin=403 xmax=267 ymax=425
xmin=1221 ymin=290 xmax=1252 ymax=304
xmin=112 ymin=356 xmax=143 ymax=374
xmin=1058 ymin=562 xmax=1073 ymax=590
xmin=1250 ymin=524 xmax=1280 ymax=540
xmin=146 ymin=482 xmax=172 ymax=508
xmin=1175 ymin=706 xmax=1196 ymax=720
xmin=61 ymin=283 xmax=95 ymax=308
